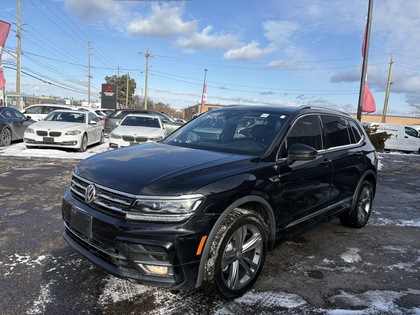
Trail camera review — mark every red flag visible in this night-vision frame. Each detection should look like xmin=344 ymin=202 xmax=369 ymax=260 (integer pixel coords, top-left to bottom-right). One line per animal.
xmin=0 ymin=20 xmax=12 ymax=90
xmin=201 ymin=83 xmax=207 ymax=109
xmin=362 ymin=83 xmax=376 ymax=113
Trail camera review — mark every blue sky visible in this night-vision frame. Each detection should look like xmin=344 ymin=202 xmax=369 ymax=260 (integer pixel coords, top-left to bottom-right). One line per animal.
xmin=1 ymin=0 xmax=420 ymax=116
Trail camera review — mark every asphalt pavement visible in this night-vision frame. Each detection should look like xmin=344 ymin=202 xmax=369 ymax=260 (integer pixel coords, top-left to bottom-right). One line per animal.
xmin=0 ymin=152 xmax=419 ymax=314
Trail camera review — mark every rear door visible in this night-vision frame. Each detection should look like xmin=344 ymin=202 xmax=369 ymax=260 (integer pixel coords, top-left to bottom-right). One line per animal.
xmin=320 ymin=115 xmax=367 ymax=216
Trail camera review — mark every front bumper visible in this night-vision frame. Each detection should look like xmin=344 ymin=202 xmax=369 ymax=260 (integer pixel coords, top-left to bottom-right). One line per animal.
xmin=61 ymin=189 xmax=211 ymax=289
xmin=24 ymin=136 xmax=80 ymax=148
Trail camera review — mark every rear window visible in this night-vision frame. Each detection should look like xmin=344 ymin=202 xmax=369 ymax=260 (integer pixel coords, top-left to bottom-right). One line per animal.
xmin=109 ymin=110 xmax=146 ymax=119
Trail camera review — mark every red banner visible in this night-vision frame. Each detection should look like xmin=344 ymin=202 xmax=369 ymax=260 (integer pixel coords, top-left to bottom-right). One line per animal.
xmin=0 ymin=20 xmax=12 ymax=90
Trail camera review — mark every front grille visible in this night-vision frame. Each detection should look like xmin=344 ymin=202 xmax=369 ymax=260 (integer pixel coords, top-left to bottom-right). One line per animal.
xmin=70 ymin=173 xmax=135 ymax=217
xmin=122 ymin=135 xmax=135 ymax=142
xmin=36 ymin=130 xmax=62 ymax=137
xmin=122 ymin=135 xmax=148 ymax=143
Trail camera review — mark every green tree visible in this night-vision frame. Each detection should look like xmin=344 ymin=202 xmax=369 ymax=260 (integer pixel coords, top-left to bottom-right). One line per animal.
xmin=104 ymin=74 xmax=137 ymax=108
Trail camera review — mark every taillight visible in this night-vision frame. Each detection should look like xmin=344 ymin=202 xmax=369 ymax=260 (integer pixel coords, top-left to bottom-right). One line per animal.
xmin=105 ymin=116 xmax=110 ymax=122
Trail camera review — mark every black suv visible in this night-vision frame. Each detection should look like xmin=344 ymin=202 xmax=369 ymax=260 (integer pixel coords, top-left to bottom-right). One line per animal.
xmin=62 ymin=105 xmax=378 ymax=298
xmin=104 ymin=108 xmax=182 ymax=135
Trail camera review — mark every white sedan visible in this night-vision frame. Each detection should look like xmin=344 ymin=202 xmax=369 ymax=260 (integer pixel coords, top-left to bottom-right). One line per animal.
xmin=109 ymin=114 xmax=166 ymax=149
xmin=24 ymin=110 xmax=105 ymax=152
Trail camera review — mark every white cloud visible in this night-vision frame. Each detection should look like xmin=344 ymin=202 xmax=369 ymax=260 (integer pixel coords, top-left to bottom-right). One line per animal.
xmin=127 ymin=5 xmax=197 ymax=38
xmin=175 ymin=26 xmax=240 ymax=52
xmin=223 ymin=41 xmax=276 ymax=61
xmin=263 ymin=20 xmax=298 ymax=45
xmin=65 ymin=0 xmax=124 ymax=21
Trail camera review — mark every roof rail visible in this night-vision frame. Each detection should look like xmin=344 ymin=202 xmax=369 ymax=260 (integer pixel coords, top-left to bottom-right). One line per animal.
xmin=298 ymin=105 xmax=351 ymax=116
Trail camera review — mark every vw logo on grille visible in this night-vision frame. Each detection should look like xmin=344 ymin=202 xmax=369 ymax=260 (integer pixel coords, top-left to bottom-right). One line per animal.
xmin=85 ymin=184 xmax=97 ymax=204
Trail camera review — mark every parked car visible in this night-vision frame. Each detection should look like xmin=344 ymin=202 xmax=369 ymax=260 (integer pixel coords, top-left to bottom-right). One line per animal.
xmin=24 ymin=110 xmax=104 ymax=151
xmin=104 ymin=108 xmax=182 ymax=135
xmin=0 ymin=106 xmax=35 ymax=146
xmin=22 ymin=104 xmax=78 ymax=121
xmin=369 ymin=123 xmax=420 ymax=153
xmin=61 ymin=105 xmax=378 ymax=298
xmin=109 ymin=114 xmax=166 ymax=149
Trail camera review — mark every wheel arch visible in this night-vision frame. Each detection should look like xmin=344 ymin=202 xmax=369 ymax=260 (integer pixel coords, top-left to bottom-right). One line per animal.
xmin=356 ymin=170 xmax=377 ymax=200
xmin=195 ymin=195 xmax=276 ymax=288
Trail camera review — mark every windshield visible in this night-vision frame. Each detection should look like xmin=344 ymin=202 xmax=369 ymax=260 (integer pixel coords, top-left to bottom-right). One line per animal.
xmin=121 ymin=116 xmax=162 ymax=128
xmin=163 ymin=108 xmax=288 ymax=155
xmin=44 ymin=112 xmax=86 ymax=123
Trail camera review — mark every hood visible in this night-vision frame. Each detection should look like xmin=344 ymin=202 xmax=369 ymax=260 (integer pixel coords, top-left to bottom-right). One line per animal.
xmin=31 ymin=121 xmax=84 ymax=130
xmin=113 ymin=125 xmax=164 ymax=137
xmin=75 ymin=143 xmax=257 ymax=195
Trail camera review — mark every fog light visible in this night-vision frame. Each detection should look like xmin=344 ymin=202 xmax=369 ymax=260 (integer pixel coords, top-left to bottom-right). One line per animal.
xmin=138 ymin=264 xmax=173 ymax=276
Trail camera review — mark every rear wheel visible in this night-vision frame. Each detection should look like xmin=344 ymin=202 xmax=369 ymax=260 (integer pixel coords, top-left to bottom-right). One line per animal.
xmin=340 ymin=180 xmax=373 ymax=228
xmin=205 ymin=209 xmax=267 ymax=299
xmin=0 ymin=127 xmax=12 ymax=146
xmin=78 ymin=134 xmax=88 ymax=152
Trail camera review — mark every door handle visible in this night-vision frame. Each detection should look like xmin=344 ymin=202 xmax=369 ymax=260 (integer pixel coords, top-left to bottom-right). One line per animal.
xmin=321 ymin=159 xmax=331 ymax=167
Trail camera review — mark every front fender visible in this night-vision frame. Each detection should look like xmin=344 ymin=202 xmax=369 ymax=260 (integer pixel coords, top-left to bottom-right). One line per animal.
xmin=194 ymin=194 xmax=276 ymax=288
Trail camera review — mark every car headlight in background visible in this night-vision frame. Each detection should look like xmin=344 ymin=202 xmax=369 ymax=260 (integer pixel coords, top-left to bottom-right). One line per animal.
xmin=110 ymin=132 xmax=121 ymax=139
xmin=65 ymin=130 xmax=82 ymax=135
xmin=149 ymin=136 xmax=164 ymax=141
xmin=127 ymin=194 xmax=204 ymax=222
xmin=25 ymin=127 xmax=34 ymax=133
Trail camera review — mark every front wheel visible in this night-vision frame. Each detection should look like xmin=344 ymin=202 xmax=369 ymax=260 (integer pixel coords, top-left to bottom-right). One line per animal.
xmin=78 ymin=134 xmax=88 ymax=152
xmin=0 ymin=127 xmax=12 ymax=146
xmin=340 ymin=180 xmax=373 ymax=228
xmin=205 ymin=209 xmax=267 ymax=299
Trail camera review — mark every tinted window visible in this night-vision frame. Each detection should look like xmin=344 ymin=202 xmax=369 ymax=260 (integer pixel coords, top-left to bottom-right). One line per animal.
xmin=321 ymin=115 xmax=351 ymax=148
xmin=348 ymin=119 xmax=363 ymax=144
xmin=279 ymin=115 xmax=323 ymax=158
xmin=25 ymin=106 xmax=42 ymax=114
xmin=109 ymin=110 xmax=143 ymax=119
xmin=405 ymin=127 xmax=418 ymax=137
xmin=88 ymin=112 xmax=98 ymax=123
xmin=1 ymin=108 xmax=14 ymax=118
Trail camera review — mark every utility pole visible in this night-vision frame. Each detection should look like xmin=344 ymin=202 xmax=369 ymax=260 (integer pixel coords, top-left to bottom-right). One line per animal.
xmin=143 ymin=49 xmax=150 ymax=109
xmin=125 ymin=73 xmax=129 ymax=108
xmin=88 ymin=40 xmax=91 ymax=106
xmin=16 ymin=0 xmax=21 ymax=110
xmin=357 ymin=0 xmax=374 ymax=121
xmin=381 ymin=55 xmax=394 ymax=123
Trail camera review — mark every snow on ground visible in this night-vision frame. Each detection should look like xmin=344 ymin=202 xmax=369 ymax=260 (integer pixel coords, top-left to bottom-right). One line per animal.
xmin=1 ymin=142 xmax=420 ymax=314
xmin=0 ymin=141 xmax=109 ymax=160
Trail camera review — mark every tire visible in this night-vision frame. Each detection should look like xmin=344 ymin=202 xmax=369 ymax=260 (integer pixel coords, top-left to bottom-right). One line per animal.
xmin=0 ymin=127 xmax=12 ymax=146
xmin=205 ymin=208 xmax=267 ymax=299
xmin=340 ymin=180 xmax=373 ymax=228
xmin=100 ymin=130 xmax=105 ymax=144
xmin=78 ymin=134 xmax=88 ymax=152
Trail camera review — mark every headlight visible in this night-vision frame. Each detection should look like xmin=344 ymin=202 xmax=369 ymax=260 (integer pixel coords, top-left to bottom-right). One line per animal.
xmin=65 ymin=130 xmax=82 ymax=135
xmin=127 ymin=194 xmax=204 ymax=222
xmin=149 ymin=136 xmax=164 ymax=141
xmin=26 ymin=127 xmax=34 ymax=133
xmin=110 ymin=132 xmax=121 ymax=139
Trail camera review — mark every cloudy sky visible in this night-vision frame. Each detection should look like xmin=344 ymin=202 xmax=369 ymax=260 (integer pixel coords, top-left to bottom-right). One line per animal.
xmin=1 ymin=0 xmax=420 ymax=116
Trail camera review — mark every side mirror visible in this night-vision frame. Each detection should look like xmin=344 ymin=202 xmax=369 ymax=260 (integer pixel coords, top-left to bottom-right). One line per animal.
xmin=89 ymin=120 xmax=97 ymax=125
xmin=287 ymin=143 xmax=317 ymax=164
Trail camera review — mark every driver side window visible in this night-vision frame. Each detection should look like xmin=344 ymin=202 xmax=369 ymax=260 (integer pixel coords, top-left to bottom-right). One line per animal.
xmin=279 ymin=115 xmax=323 ymax=158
